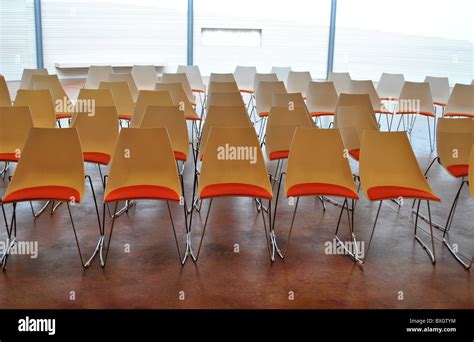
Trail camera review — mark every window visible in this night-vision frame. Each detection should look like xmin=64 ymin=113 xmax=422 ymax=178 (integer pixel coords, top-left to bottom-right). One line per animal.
xmin=194 ymin=0 xmax=331 ymax=77
xmin=41 ymin=0 xmax=187 ymax=72
xmin=334 ymin=0 xmax=474 ymax=84
xmin=0 ymin=0 xmax=37 ymax=80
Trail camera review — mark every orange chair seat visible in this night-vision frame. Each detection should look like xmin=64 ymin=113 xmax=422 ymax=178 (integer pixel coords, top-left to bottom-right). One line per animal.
xmin=174 ymin=151 xmax=187 ymax=161
xmin=200 ymin=183 xmax=272 ymax=200
xmin=118 ymin=114 xmax=132 ymax=121
xmin=0 ymin=153 xmax=19 ymax=162
xmin=192 ymin=89 xmax=206 ymax=93
xmin=433 ymin=101 xmax=447 ymax=107
xmin=444 ymin=112 xmax=474 ymax=118
xmin=287 ymin=183 xmax=359 ymax=199
xmin=310 ymin=111 xmax=334 ymax=117
xmin=396 ymin=111 xmax=435 ymax=117
xmin=185 ymin=114 xmax=201 ymax=121
xmin=447 ymin=164 xmax=468 ymax=178
xmin=240 ymin=89 xmax=254 ymax=94
xmin=349 ymin=149 xmax=360 ymax=161
xmin=105 ymin=185 xmax=180 ymax=202
xmin=269 ymin=150 xmax=289 ymax=160
xmin=375 ymin=110 xmax=393 ymax=114
xmin=258 ymin=112 xmax=269 ymax=118
xmin=83 ymin=152 xmax=111 ymax=165
xmin=2 ymin=186 xmax=81 ymax=203
xmin=380 ymin=97 xmax=399 ymax=101
xmin=367 ymin=186 xmax=440 ymax=202
xmin=56 ymin=113 xmax=73 ymax=120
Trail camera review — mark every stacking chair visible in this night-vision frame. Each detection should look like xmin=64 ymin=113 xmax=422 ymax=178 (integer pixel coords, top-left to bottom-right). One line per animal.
xmin=425 ymin=76 xmax=450 ymax=113
xmin=359 ymin=130 xmax=440 ymax=264
xmin=207 ymin=81 xmax=240 ymax=97
xmin=377 ymin=73 xmax=405 ymax=100
xmin=75 ymin=88 xmax=115 ymax=122
xmin=141 ymin=105 xmax=190 ymax=165
xmin=253 ymin=73 xmax=279 ymax=94
xmin=84 ymin=65 xmax=113 ymax=89
xmin=206 ymin=92 xmax=245 ymax=108
xmin=273 ymin=127 xmax=361 ymax=263
xmin=108 ymin=72 xmax=139 ymax=102
xmin=208 ymin=73 xmax=236 ymax=84
xmin=19 ymin=68 xmax=48 ymax=89
xmin=419 ymin=118 xmax=474 ymax=269
xmin=160 ymin=73 xmax=195 ymax=105
xmin=32 ymin=74 xmax=74 ymax=123
xmin=177 ymin=65 xmax=206 ymax=106
xmin=99 ymin=81 xmax=135 ymax=123
xmin=271 ymin=66 xmax=292 ymax=85
xmin=155 ymin=82 xmax=200 ymax=121
xmin=287 ymin=71 xmax=312 ymax=98
xmin=328 ymin=72 xmax=351 ymax=95
xmin=395 ymin=82 xmax=436 ymax=151
xmin=306 ymin=81 xmax=338 ymax=126
xmin=0 ymin=107 xmax=33 ymax=178
xmin=272 ymin=92 xmax=310 ymax=113
xmin=444 ymin=83 xmax=474 ymax=118
xmin=349 ymin=80 xmax=392 ymax=129
xmin=0 ymin=75 xmax=12 ymax=106
xmin=130 ymin=90 xmax=174 ymax=128
xmin=191 ymin=127 xmax=277 ymax=261
xmin=234 ymin=66 xmax=257 ymax=93
xmin=14 ymin=89 xmax=56 ymax=128
xmin=255 ymin=81 xmax=287 ymax=118
xmin=102 ymin=127 xmax=189 ymax=266
xmin=1 ymin=128 xmax=102 ymax=269
xmin=131 ymin=65 xmax=159 ymax=90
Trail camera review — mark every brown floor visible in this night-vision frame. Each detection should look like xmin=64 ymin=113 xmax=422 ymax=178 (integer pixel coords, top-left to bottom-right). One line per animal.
xmin=0 ymin=80 xmax=472 ymax=309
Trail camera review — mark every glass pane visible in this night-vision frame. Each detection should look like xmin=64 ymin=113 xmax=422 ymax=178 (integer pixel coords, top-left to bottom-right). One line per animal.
xmin=334 ymin=0 xmax=474 ymax=84
xmin=0 ymin=0 xmax=37 ymax=80
xmin=194 ymin=0 xmax=331 ymax=77
xmin=41 ymin=0 xmax=187 ymax=71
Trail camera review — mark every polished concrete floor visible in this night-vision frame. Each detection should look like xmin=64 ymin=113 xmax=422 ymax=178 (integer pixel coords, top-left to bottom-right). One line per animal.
xmin=0 ymin=80 xmax=472 ymax=309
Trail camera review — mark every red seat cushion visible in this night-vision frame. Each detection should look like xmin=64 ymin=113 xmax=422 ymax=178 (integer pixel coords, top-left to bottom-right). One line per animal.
xmin=83 ymin=152 xmax=111 ymax=165
xmin=444 ymin=112 xmax=474 ymax=118
xmin=105 ymin=185 xmax=180 ymax=202
xmin=192 ymin=89 xmax=206 ymax=93
xmin=118 ymin=114 xmax=132 ymax=121
xmin=287 ymin=183 xmax=359 ymax=199
xmin=56 ymin=113 xmax=72 ymax=119
xmin=349 ymin=149 xmax=360 ymax=161
xmin=200 ymin=183 xmax=272 ymax=200
xmin=310 ymin=111 xmax=334 ymax=117
xmin=240 ymin=89 xmax=254 ymax=94
xmin=447 ymin=164 xmax=468 ymax=178
xmin=397 ymin=111 xmax=435 ymax=117
xmin=0 ymin=153 xmax=19 ymax=162
xmin=258 ymin=112 xmax=269 ymax=118
xmin=2 ymin=186 xmax=81 ymax=203
xmin=174 ymin=151 xmax=187 ymax=161
xmin=367 ymin=186 xmax=440 ymax=201
xmin=185 ymin=115 xmax=202 ymax=121
xmin=269 ymin=150 xmax=289 ymax=160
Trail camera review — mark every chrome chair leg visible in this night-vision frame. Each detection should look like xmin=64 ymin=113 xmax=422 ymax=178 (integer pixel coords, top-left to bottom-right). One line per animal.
xmin=413 ymin=200 xmax=436 ymax=264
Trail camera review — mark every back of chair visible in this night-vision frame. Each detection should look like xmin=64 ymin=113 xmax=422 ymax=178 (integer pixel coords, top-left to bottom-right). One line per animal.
xmin=234 ymin=66 xmax=257 ymax=92
xmin=287 ymin=71 xmax=312 ymax=97
xmin=398 ymin=82 xmax=434 ymax=115
xmin=0 ymin=75 xmax=12 ymax=107
xmin=271 ymin=66 xmax=291 ymax=84
xmin=336 ymin=93 xmax=377 ymax=125
xmin=285 ymin=127 xmax=357 ymax=197
xmin=105 ymin=128 xmax=181 ymax=200
xmin=155 ymin=82 xmax=195 ymax=116
xmin=84 ymin=65 xmax=113 ymax=89
xmin=360 ymin=131 xmax=436 ymax=199
xmin=253 ymin=73 xmax=278 ymax=94
xmin=198 ymin=127 xmax=271 ymax=199
xmin=272 ymin=92 xmax=308 ymax=111
xmin=445 ymin=83 xmax=474 ymax=116
xmin=131 ymin=90 xmax=174 ymax=128
xmin=141 ymin=105 xmax=189 ymax=161
xmin=267 ymin=106 xmax=313 ymax=127
xmin=14 ymin=89 xmax=56 ymax=128
xmin=207 ymin=81 xmax=240 ymax=96
xmin=177 ymin=65 xmax=205 ymax=92
xmin=161 ymin=73 xmax=194 ymax=104
xmin=3 ymin=127 xmax=85 ymax=202
xmin=131 ymin=65 xmax=159 ymax=90
xmin=377 ymin=73 xmax=405 ymax=100
xmin=32 ymin=75 xmax=71 ymax=114
xmin=209 ymin=73 xmax=236 ymax=84
xmin=256 ymin=81 xmax=287 ymax=115
xmin=424 ymin=76 xmax=450 ymax=106
xmin=0 ymin=106 xmax=33 ymax=159
xmin=306 ymin=81 xmax=338 ymax=114
xmin=436 ymin=118 xmax=474 ymax=171
xmin=206 ymin=92 xmax=245 ymax=108
xmin=19 ymin=68 xmax=48 ymax=89
xmin=99 ymin=81 xmax=134 ymax=118
xmin=328 ymin=72 xmax=351 ymax=94
xmin=349 ymin=80 xmax=383 ymax=111
xmin=71 ymin=106 xmax=119 ymax=163
xmin=108 ymin=72 xmax=139 ymax=102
